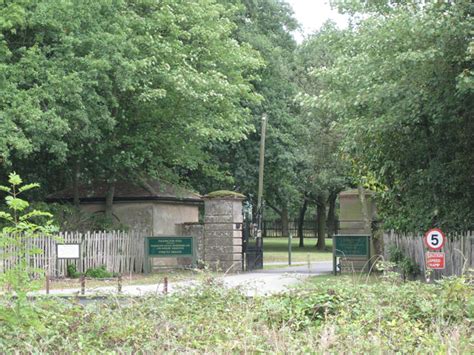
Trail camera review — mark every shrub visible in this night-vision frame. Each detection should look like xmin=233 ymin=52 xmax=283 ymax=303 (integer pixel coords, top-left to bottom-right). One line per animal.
xmin=85 ymin=266 xmax=113 ymax=278
xmin=66 ymin=264 xmax=80 ymax=278
xmin=0 ymin=276 xmax=472 ymax=353
xmin=0 ymin=173 xmax=57 ymax=329
xmin=388 ymin=244 xmax=419 ymax=280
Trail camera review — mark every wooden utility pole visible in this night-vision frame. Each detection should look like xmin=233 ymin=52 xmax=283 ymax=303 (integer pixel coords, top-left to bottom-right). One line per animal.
xmin=257 ymin=114 xmax=267 ymax=215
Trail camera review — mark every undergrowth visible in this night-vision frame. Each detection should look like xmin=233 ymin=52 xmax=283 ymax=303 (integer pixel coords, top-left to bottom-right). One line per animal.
xmin=0 ymin=276 xmax=472 ymax=353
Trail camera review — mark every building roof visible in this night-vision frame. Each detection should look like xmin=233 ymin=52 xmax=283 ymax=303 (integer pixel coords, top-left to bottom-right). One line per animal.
xmin=46 ymin=180 xmax=202 ymax=204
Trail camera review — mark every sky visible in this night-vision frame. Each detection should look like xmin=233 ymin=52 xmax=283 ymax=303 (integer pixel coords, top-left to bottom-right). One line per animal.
xmin=285 ymin=0 xmax=349 ymax=42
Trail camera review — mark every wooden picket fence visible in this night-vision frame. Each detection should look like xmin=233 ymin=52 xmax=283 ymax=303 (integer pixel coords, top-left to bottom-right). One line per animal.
xmin=383 ymin=230 xmax=474 ymax=278
xmin=0 ymin=230 xmax=146 ymax=277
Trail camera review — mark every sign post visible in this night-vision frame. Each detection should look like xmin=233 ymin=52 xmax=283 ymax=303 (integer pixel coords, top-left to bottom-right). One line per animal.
xmin=56 ymin=243 xmax=81 ymax=276
xmin=288 ymin=233 xmax=292 ymax=266
xmin=144 ymin=236 xmax=196 ymax=273
xmin=424 ymin=228 xmax=446 ymax=273
xmin=424 ymin=228 xmax=445 ymax=251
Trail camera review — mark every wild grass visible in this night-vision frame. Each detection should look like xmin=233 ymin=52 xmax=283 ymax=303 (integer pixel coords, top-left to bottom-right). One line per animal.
xmin=1 ymin=273 xmax=472 ymax=353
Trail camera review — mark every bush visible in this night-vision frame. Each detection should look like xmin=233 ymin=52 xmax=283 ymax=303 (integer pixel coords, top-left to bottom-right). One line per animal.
xmin=0 ymin=173 xmax=57 ymax=330
xmin=388 ymin=245 xmax=419 ymax=280
xmin=84 ymin=266 xmax=113 ymax=278
xmin=66 ymin=264 xmax=80 ymax=278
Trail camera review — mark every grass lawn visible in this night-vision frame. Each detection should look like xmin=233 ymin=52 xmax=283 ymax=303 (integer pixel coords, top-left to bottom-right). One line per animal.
xmin=263 ymin=237 xmax=332 ymax=263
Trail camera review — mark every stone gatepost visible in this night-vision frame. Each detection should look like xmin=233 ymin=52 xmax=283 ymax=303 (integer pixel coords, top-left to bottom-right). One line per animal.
xmin=203 ymin=192 xmax=244 ymax=272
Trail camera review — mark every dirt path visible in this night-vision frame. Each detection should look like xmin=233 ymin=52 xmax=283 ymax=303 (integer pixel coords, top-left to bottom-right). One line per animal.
xmin=34 ymin=261 xmax=332 ymax=297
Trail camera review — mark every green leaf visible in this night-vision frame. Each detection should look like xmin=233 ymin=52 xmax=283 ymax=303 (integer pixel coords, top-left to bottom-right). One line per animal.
xmin=0 ymin=211 xmax=13 ymax=221
xmin=19 ymin=210 xmax=53 ymax=221
xmin=5 ymin=196 xmax=29 ymax=211
xmin=18 ymin=183 xmax=40 ymax=193
xmin=8 ymin=172 xmax=22 ymax=186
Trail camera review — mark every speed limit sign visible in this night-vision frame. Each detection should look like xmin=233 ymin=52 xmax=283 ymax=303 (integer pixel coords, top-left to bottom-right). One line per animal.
xmin=424 ymin=228 xmax=445 ymax=251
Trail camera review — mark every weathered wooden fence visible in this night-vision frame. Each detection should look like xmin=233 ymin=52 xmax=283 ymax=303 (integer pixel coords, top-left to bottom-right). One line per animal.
xmin=0 ymin=231 xmax=145 ymax=277
xmin=383 ymin=230 xmax=474 ymax=278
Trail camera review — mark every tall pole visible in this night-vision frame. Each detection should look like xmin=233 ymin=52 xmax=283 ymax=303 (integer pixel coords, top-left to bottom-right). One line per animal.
xmin=256 ymin=114 xmax=267 ymax=239
xmin=257 ymin=114 xmax=267 ymax=214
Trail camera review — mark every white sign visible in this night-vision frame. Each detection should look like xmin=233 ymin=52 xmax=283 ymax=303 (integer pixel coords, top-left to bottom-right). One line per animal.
xmin=57 ymin=244 xmax=80 ymax=259
xmin=424 ymin=228 xmax=445 ymax=251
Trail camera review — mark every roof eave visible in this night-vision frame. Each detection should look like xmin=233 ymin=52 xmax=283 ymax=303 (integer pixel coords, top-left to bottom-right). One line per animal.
xmin=46 ymin=196 xmax=203 ymax=205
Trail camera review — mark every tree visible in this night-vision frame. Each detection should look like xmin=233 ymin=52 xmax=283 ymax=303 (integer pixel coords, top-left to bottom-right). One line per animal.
xmin=0 ymin=173 xmax=57 ymax=327
xmin=295 ymin=22 xmax=352 ymax=249
xmin=195 ymin=0 xmax=303 ymax=236
xmin=1 ymin=1 xmax=263 ymax=216
xmin=306 ymin=0 xmax=474 ymax=232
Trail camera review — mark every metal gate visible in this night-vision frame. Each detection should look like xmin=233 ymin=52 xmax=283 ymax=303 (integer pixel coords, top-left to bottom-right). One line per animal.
xmin=242 ymin=218 xmax=263 ymax=271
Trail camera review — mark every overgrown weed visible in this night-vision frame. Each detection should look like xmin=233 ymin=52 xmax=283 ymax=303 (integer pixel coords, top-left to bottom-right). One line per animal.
xmin=0 ymin=273 xmax=472 ymax=353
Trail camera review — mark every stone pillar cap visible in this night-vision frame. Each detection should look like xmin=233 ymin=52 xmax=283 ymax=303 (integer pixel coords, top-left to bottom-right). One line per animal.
xmin=203 ymin=190 xmax=246 ymax=200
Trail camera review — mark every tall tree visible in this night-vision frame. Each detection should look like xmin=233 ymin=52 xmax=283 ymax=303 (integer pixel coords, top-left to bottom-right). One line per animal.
xmin=295 ymin=22 xmax=352 ymax=249
xmin=307 ymin=0 xmax=474 ymax=231
xmin=0 ymin=0 xmax=263 ymax=209
xmin=195 ymin=0 xmax=303 ymax=236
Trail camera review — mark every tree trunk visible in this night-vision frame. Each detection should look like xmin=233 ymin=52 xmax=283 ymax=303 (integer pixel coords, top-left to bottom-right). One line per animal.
xmin=316 ymin=200 xmax=326 ymax=250
xmin=72 ymin=160 xmax=80 ymax=207
xmin=372 ymin=226 xmax=384 ymax=257
xmin=298 ymin=197 xmax=308 ymax=247
xmin=357 ymin=185 xmax=383 ymax=258
xmin=357 ymin=185 xmax=371 ymax=233
xmin=281 ymin=204 xmax=289 ymax=237
xmin=105 ymin=182 xmax=115 ymax=221
xmin=326 ymin=192 xmax=337 ymax=239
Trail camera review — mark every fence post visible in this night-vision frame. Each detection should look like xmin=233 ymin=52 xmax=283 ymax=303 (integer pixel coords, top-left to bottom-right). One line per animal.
xmin=45 ymin=273 xmax=50 ymax=295
xmin=80 ymin=274 xmax=85 ymax=295
xmin=117 ymin=274 xmax=122 ymax=293
xmin=163 ymin=277 xmax=168 ymax=295
xmin=288 ymin=233 xmax=292 ymax=266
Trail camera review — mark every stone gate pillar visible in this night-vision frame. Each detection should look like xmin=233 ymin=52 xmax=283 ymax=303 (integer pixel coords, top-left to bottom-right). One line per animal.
xmin=203 ymin=192 xmax=244 ymax=272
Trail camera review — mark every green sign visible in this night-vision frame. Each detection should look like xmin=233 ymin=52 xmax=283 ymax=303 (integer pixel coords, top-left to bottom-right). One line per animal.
xmin=333 ymin=234 xmax=371 ymax=275
xmin=147 ymin=236 xmax=193 ymax=257
xmin=334 ymin=235 xmax=369 ymax=257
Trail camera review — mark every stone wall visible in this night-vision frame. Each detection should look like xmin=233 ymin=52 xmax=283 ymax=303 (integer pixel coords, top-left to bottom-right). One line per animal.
xmin=202 ymin=196 xmax=243 ymax=272
xmin=180 ymin=222 xmax=204 ymax=264
xmin=80 ymin=202 xmax=154 ymax=234
xmin=339 ymin=189 xmax=376 ymax=234
xmin=79 ymin=201 xmax=199 ymax=235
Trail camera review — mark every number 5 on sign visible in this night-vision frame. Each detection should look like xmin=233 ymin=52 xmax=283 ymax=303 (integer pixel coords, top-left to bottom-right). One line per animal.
xmin=424 ymin=228 xmax=445 ymax=251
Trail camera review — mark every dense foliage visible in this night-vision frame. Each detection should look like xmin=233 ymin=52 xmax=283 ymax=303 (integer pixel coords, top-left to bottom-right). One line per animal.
xmin=0 ymin=173 xmax=56 ymax=328
xmin=0 ymin=276 xmax=472 ymax=352
xmin=1 ymin=0 xmax=472 ymax=233
xmin=189 ymin=0 xmax=305 ymax=224
xmin=303 ymin=0 xmax=474 ymax=231
xmin=0 ymin=0 xmax=261 ymax=194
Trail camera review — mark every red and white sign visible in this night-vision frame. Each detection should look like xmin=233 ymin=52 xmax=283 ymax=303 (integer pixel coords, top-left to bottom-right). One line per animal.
xmin=424 ymin=228 xmax=445 ymax=251
xmin=426 ymin=252 xmax=445 ymax=269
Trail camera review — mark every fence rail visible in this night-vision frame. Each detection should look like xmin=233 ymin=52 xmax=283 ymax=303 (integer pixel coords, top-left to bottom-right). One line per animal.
xmin=262 ymin=219 xmax=354 ymax=237
xmin=0 ymin=230 xmax=145 ymax=277
xmin=263 ymin=219 xmax=317 ymax=237
xmin=383 ymin=230 xmax=474 ymax=278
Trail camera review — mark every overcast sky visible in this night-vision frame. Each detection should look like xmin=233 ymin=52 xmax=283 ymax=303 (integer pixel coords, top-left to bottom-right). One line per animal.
xmin=285 ymin=0 xmax=349 ymax=42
